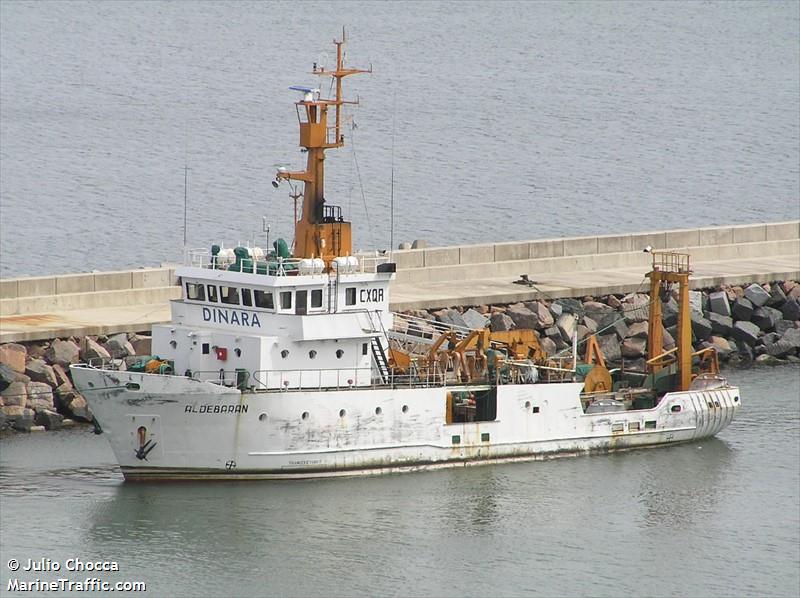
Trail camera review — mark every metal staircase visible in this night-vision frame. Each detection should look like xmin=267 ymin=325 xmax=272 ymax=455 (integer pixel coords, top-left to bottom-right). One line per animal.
xmin=370 ymin=336 xmax=391 ymax=384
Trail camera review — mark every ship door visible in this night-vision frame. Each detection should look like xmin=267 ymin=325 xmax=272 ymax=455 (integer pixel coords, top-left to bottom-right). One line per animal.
xmin=295 ymin=290 xmax=308 ymax=315
xmin=129 ymin=415 xmax=163 ymax=462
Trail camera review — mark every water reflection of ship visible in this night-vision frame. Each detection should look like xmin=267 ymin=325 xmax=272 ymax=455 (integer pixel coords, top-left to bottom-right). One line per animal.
xmin=635 ymin=437 xmax=734 ymax=529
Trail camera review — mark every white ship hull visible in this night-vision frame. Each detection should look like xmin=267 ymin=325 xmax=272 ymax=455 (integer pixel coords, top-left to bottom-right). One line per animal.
xmin=72 ymin=366 xmax=741 ymax=481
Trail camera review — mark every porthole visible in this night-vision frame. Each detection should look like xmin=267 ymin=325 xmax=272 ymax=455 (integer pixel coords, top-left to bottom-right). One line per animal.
xmin=281 ymin=349 xmax=289 ymax=359
xmin=170 ymin=340 xmax=177 ymax=349
xmin=336 ymin=349 xmax=344 ymax=359
xmin=259 ymin=413 xmax=268 ymax=422
xmin=309 ymin=350 xmax=317 ymax=359
xmin=401 ymin=405 xmax=409 ymax=414
xmin=524 ymin=401 xmax=531 ymax=409
xmin=733 ymin=396 xmax=739 ymax=402
xmin=235 ymin=348 xmax=242 ymax=357
xmin=671 ymin=405 xmax=682 ymax=413
xmin=339 ymin=409 xmax=346 ymax=418
xmin=125 ymin=382 xmax=140 ymax=390
xmin=375 ymin=407 xmax=382 ymax=415
xmin=301 ymin=411 xmax=309 ymax=420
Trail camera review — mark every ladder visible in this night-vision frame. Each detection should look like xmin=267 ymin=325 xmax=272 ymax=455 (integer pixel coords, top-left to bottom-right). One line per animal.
xmin=371 ymin=336 xmax=390 ymax=384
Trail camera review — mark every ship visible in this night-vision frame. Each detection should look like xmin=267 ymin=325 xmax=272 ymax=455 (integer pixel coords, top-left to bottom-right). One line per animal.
xmin=70 ymin=32 xmax=740 ymax=481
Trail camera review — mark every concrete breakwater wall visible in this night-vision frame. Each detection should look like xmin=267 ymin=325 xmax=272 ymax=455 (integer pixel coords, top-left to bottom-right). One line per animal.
xmin=1 ymin=279 xmax=798 ymax=434
xmin=0 ymin=267 xmax=178 ymax=316
xmin=388 ymin=221 xmax=799 ymax=285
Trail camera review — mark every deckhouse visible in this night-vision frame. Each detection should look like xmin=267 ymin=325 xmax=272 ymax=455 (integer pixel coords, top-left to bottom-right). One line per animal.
xmin=153 ymin=253 xmax=395 ymax=390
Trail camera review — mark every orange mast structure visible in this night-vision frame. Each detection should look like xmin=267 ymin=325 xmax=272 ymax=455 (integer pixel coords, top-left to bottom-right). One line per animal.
xmin=275 ymin=29 xmax=370 ymax=264
xmin=646 ymin=251 xmax=693 ymax=391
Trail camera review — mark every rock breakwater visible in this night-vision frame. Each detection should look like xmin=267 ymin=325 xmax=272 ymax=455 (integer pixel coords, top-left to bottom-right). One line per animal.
xmin=0 ymin=332 xmax=151 ymax=432
xmin=398 ymin=280 xmax=800 ymax=369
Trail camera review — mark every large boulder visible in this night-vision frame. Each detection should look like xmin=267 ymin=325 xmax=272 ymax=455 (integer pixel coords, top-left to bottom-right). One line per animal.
xmin=708 ymin=291 xmax=731 ymax=317
xmin=732 ymin=297 xmax=754 ymax=322
xmin=556 ymin=313 xmax=577 ymax=344
xmin=662 ymin=326 xmax=676 ymax=350
xmin=461 ymin=309 xmax=488 ymax=330
xmin=24 ymin=359 xmax=58 ymax=388
xmin=25 ymin=342 xmax=50 ymax=360
xmin=732 ymin=321 xmax=761 ymax=346
xmin=621 ymin=337 xmax=646 ymax=358
xmin=522 ymin=301 xmax=555 ymax=330
xmin=554 ymin=297 xmax=583 ymax=314
xmin=434 ymin=309 xmax=469 ymax=329
xmin=45 ymin=339 xmax=81 ymax=368
xmin=583 ymin=301 xmax=615 ymax=317
xmin=575 ymin=324 xmax=591 ymax=342
xmin=627 ymin=321 xmax=649 ymax=339
xmin=582 ymin=315 xmax=598 ymax=334
xmin=63 ymin=393 xmax=92 ymax=421
xmin=706 ymin=336 xmax=733 ymax=359
xmin=506 ymin=305 xmax=539 ymax=330
xmin=781 ymin=299 xmax=800 ymax=322
xmin=622 ymin=294 xmax=649 ymax=324
xmin=34 ymin=409 xmax=64 ymax=431
xmin=597 ymin=313 xmax=628 ymax=340
xmin=51 ymin=363 xmax=72 ymax=388
xmin=539 ymin=337 xmax=558 ymax=356
xmin=661 ymin=298 xmax=679 ymax=328
xmin=2 ymin=406 xmax=35 ymax=431
xmin=775 ymin=319 xmax=797 ymax=336
xmin=548 ymin=302 xmax=563 ymax=319
xmin=0 ymin=363 xmax=19 ymax=392
xmin=781 ymin=327 xmax=800 ymax=348
xmin=737 ymin=341 xmax=755 ymax=361
xmin=707 ymin=312 xmax=734 ymax=337
xmin=598 ymin=334 xmax=622 ymax=363
xmin=26 ymin=382 xmax=55 ymax=412
xmin=543 ymin=326 xmax=567 ymax=350
xmin=489 ymin=312 xmax=515 ymax=332
xmin=751 ymin=306 xmax=782 ymax=331
xmin=690 ymin=313 xmax=713 ymax=341
xmin=688 ymin=291 xmax=705 ymax=315
xmin=766 ymin=284 xmax=787 ymax=308
xmin=104 ymin=333 xmax=136 ymax=359
xmin=606 ymin=295 xmax=623 ymax=309
xmin=744 ymin=283 xmax=771 ymax=307
xmin=0 ymin=343 xmax=27 ymax=373
xmin=0 ymin=381 xmax=27 ymax=407
xmin=80 ymin=337 xmax=111 ymax=362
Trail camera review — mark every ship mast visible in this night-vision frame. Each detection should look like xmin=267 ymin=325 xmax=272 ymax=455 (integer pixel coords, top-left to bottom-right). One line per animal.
xmin=275 ymin=28 xmax=370 ymax=264
xmin=646 ymin=251 xmax=693 ymax=391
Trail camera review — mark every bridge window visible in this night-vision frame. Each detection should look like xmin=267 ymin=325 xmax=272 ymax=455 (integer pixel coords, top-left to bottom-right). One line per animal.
xmin=254 ymin=290 xmax=274 ymax=310
xmin=241 ymin=289 xmax=253 ymax=307
xmin=207 ymin=285 xmax=218 ymax=303
xmin=280 ymin=291 xmax=292 ymax=309
xmin=220 ymin=286 xmax=240 ymax=305
xmin=311 ymin=289 xmax=323 ymax=308
xmin=186 ymin=282 xmax=205 ymax=301
xmin=345 ymin=287 xmax=356 ymax=306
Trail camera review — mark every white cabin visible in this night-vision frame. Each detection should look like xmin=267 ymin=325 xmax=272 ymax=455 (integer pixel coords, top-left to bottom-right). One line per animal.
xmin=151 ymin=252 xmax=395 ymax=391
